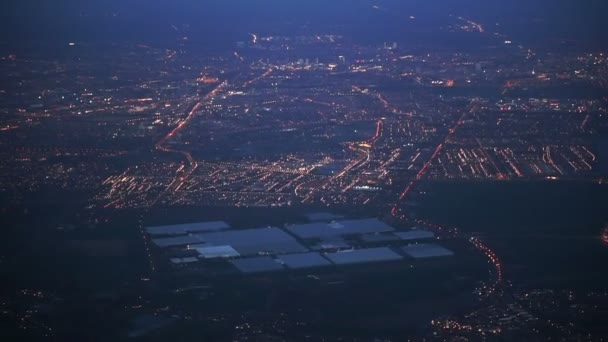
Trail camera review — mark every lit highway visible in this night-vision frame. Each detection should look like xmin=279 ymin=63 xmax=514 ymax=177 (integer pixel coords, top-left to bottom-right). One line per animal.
xmin=153 ymin=82 xmax=227 ymax=202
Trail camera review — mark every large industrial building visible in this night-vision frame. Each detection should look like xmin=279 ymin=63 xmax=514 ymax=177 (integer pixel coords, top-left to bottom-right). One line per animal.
xmin=145 ymin=217 xmax=454 ymax=274
xmin=146 ymin=221 xmax=230 ymax=236
xmin=286 ymin=218 xmax=395 ymax=239
xmin=325 ymin=247 xmax=403 ymax=265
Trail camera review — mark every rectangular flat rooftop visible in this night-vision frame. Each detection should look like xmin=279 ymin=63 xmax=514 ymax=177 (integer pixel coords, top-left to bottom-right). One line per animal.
xmin=186 ymin=243 xmax=210 ymax=250
xmin=231 ymin=256 xmax=285 ymax=273
xmin=287 ymin=218 xmax=395 ymax=239
xmin=194 ymin=227 xmax=308 ymax=256
xmin=325 ymin=247 xmax=403 ymax=265
xmin=402 ymin=243 xmax=454 ymax=258
xmin=152 ymin=235 xmax=203 ymax=248
xmin=359 ymin=233 xmax=401 ymax=243
xmin=146 ymin=221 xmax=230 ymax=236
xmin=277 ymin=252 xmax=332 ymax=269
xmin=394 ymin=230 xmax=435 ymax=241
xmin=196 ymin=245 xmax=240 ymax=259
xmin=311 ymin=238 xmax=351 ymax=251
xmin=169 ymin=257 xmax=199 ymax=264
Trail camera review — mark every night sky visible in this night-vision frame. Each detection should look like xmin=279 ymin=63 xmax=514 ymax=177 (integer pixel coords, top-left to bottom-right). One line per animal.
xmin=1 ymin=0 xmax=607 ymax=48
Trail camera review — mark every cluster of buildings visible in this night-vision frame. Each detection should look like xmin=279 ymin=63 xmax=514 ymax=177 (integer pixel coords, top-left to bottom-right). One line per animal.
xmin=430 ymin=288 xmax=608 ymax=341
xmin=2 ymin=31 xmax=605 ymax=210
xmin=144 ymin=215 xmax=453 ymax=275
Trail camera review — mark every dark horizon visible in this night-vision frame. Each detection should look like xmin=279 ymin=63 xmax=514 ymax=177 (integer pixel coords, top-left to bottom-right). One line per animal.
xmin=2 ymin=0 xmax=607 ymax=49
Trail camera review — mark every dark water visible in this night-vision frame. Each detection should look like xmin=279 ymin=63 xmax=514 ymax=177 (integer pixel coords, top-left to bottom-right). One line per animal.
xmin=417 ymin=180 xmax=608 ymax=289
xmin=597 ymin=137 xmax=608 ymax=175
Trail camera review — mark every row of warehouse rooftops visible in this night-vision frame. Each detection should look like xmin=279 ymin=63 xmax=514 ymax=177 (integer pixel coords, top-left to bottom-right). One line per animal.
xmin=144 ymin=212 xmax=349 ymax=237
xmin=146 ymin=220 xmax=230 ymax=236
xmin=145 ymin=214 xmax=454 ymax=274
xmin=167 ymin=245 xmax=454 ymax=274
xmin=146 ymin=217 xmax=397 ymax=240
xmin=285 ymin=218 xmax=396 ymax=239
xmin=231 ymin=245 xmax=454 ymax=273
xmin=150 ymin=225 xmax=435 ymax=251
xmin=151 ymin=226 xmax=308 ymax=254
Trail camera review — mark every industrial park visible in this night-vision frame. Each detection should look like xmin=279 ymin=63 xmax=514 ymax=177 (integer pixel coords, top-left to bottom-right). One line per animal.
xmin=144 ymin=217 xmax=452 ymax=274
